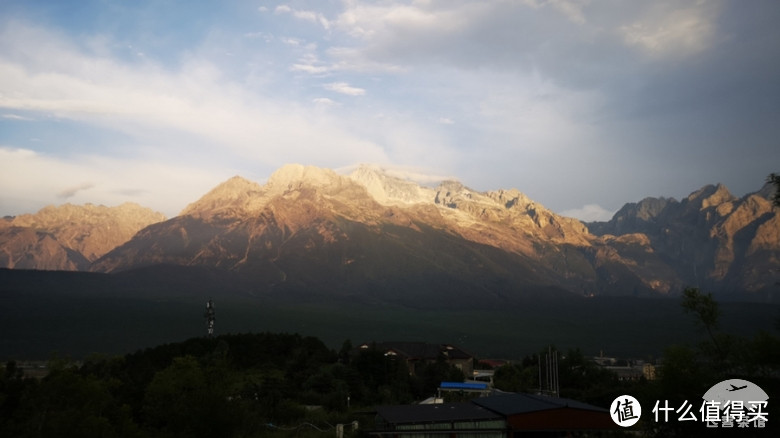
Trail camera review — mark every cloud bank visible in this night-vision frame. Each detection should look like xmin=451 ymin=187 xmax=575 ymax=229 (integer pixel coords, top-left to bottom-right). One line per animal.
xmin=0 ymin=0 xmax=778 ymax=223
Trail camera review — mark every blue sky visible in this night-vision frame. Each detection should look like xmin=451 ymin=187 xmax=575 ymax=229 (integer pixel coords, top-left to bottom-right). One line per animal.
xmin=1 ymin=0 xmax=779 ymax=221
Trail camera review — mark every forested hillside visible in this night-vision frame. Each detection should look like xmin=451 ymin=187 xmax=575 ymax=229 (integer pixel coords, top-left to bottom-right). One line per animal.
xmin=0 ymin=333 xmax=464 ymax=438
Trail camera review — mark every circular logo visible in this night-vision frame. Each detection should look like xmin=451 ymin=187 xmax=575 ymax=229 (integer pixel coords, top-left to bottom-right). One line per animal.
xmin=610 ymin=395 xmax=642 ymax=427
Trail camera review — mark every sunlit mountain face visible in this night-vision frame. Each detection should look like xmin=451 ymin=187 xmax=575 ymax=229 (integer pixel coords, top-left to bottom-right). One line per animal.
xmin=4 ymin=164 xmax=777 ymax=305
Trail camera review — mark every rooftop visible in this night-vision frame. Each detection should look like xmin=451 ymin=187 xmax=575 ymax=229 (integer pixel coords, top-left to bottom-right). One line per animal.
xmin=376 ymin=402 xmax=503 ymax=424
xmin=471 ymin=393 xmax=608 ymax=416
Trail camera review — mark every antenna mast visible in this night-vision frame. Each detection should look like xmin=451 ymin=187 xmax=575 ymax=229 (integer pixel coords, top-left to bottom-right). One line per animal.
xmin=538 ymin=346 xmax=559 ymax=397
xmin=204 ymin=299 xmax=215 ymax=338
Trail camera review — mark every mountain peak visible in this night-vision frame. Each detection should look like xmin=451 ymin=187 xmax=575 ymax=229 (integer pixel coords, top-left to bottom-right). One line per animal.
xmin=210 ymin=175 xmax=259 ymax=196
xmin=267 ymin=163 xmax=341 ymax=191
xmin=687 ymin=183 xmax=735 ymax=209
xmin=179 ymin=175 xmax=264 ymax=217
xmin=349 ymin=164 xmax=436 ymax=205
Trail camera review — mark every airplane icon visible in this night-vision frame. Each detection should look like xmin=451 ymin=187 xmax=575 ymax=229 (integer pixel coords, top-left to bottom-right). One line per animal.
xmin=727 ymin=384 xmax=748 ymax=392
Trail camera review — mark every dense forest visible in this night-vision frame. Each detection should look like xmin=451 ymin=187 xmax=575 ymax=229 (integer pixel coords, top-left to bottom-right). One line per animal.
xmin=1 ymin=289 xmax=779 ymax=437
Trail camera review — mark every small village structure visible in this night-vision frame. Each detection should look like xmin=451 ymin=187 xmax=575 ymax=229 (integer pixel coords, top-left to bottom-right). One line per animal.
xmin=593 ymin=353 xmax=657 ymax=381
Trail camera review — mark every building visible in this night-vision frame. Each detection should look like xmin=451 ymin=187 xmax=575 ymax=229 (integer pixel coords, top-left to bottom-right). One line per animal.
xmin=472 ymin=393 xmax=617 ymax=435
xmin=359 ymin=342 xmax=474 ymax=377
xmin=593 ymin=354 xmax=657 ymax=381
xmin=372 ymin=401 xmax=507 ymax=438
xmin=370 ymin=393 xmax=618 ymax=438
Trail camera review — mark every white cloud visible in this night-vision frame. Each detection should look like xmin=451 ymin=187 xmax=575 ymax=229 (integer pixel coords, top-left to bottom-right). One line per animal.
xmin=549 ymin=0 xmax=588 ymax=25
xmin=382 ymin=166 xmax=454 ymax=185
xmin=290 ymin=53 xmax=331 ymax=74
xmin=322 ymin=0 xmax=725 ymax=88
xmin=520 ymin=0 xmax=588 ymax=24
xmin=280 ymin=37 xmax=303 ymax=47
xmin=325 ymin=46 xmax=406 ymax=73
xmin=291 ymin=63 xmax=330 ymax=74
xmin=619 ymin=2 xmax=720 ymax=57
xmin=324 ymin=81 xmax=365 ymax=96
xmin=312 ymin=97 xmax=338 ymax=107
xmin=1 ymin=0 xmax=773 ymax=224
xmin=0 ymin=147 xmax=225 ymax=217
xmin=560 ymin=204 xmax=615 ymax=222
xmin=243 ymin=31 xmax=272 ymax=41
xmin=2 ymin=113 xmax=33 ymax=121
xmin=0 ymin=21 xmax=412 ymax=215
xmin=333 ymin=1 xmax=470 ymax=39
xmin=275 ymin=4 xmax=331 ymax=30
xmin=0 ymin=22 xmax=388 ymax=166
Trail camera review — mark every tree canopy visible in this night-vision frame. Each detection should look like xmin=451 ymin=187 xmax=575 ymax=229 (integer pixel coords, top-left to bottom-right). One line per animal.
xmin=0 ymin=333 xmax=466 ymax=437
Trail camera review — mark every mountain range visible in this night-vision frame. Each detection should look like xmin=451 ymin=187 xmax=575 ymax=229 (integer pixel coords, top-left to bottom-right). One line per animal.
xmin=2 ymin=164 xmax=778 ymax=305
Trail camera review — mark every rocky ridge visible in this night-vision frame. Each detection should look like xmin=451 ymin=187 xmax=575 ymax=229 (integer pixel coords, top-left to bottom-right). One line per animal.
xmin=0 ymin=203 xmax=165 ymax=270
xmin=588 ymin=183 xmax=780 ymax=295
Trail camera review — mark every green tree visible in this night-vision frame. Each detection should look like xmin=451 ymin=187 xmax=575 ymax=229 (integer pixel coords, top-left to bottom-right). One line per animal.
xmin=0 ymin=361 xmax=37 ymax=436
xmin=558 ymin=348 xmax=620 ymax=406
xmin=16 ymin=363 xmax=140 ymax=438
xmin=142 ymin=355 xmax=238 ymax=438
xmin=644 ymin=287 xmax=780 ymax=436
xmin=338 ymin=339 xmax=353 ymax=365
xmin=492 ymin=363 xmax=528 ymax=393
xmin=350 ymin=346 xmax=412 ymax=404
xmin=681 ymin=287 xmax=726 ymax=361
xmin=767 ymin=172 xmax=780 ymax=207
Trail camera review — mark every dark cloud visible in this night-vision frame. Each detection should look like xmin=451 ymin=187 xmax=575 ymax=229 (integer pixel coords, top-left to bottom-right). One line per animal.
xmin=57 ymin=182 xmax=94 ymax=198
xmin=113 ymin=188 xmax=149 ymax=197
xmin=330 ymin=0 xmax=780 ymax=204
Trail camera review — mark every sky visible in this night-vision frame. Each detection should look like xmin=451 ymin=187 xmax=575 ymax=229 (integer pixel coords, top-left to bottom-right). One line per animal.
xmin=1 ymin=0 xmax=779 ymax=222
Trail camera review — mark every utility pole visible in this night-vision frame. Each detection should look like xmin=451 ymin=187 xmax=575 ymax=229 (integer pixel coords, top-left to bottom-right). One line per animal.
xmin=204 ymin=299 xmax=215 ymax=338
xmin=538 ymin=353 xmax=542 ymax=395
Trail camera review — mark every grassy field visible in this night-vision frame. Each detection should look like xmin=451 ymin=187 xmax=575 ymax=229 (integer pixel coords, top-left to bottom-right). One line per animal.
xmin=217 ymin=296 xmax=778 ymax=359
xmin=3 ymin=271 xmax=778 ymax=362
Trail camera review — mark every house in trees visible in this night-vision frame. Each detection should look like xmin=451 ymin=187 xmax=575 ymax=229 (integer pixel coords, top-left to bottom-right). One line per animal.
xmin=358 ymin=342 xmax=474 ymax=377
